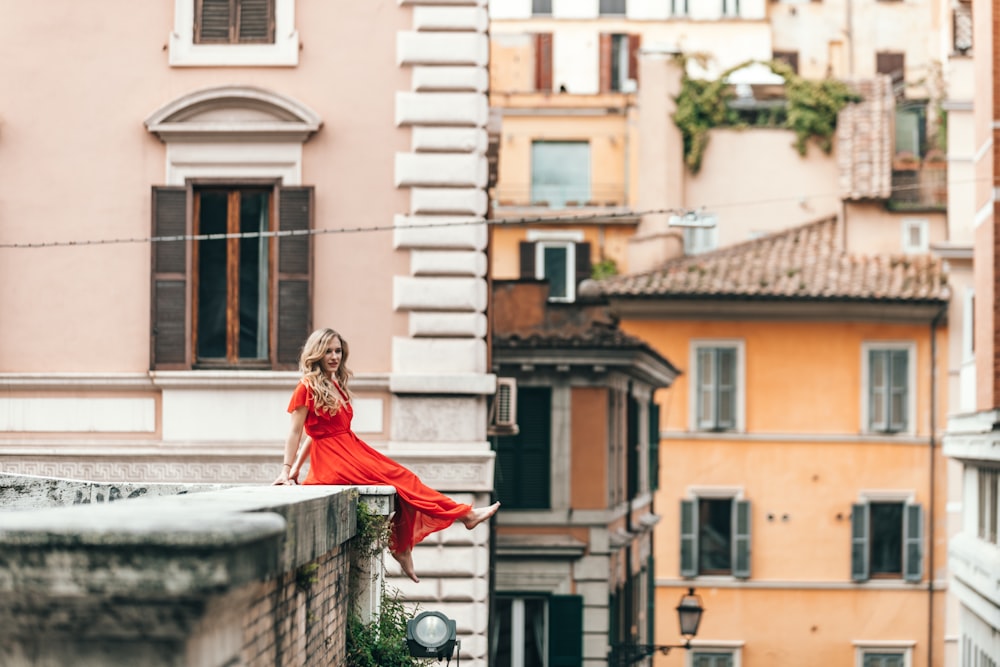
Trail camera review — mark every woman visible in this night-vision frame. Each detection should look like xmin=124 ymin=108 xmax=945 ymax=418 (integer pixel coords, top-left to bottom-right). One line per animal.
xmin=274 ymin=328 xmax=500 ymax=583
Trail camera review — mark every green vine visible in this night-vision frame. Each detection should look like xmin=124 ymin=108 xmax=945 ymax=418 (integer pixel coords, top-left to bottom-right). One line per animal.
xmin=591 ymin=258 xmax=619 ymax=280
xmin=673 ymin=56 xmax=862 ymax=173
xmin=346 ymin=499 xmax=429 ymax=667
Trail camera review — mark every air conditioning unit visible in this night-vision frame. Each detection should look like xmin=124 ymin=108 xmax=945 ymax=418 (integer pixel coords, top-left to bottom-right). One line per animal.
xmin=489 ymin=378 xmax=519 ymax=435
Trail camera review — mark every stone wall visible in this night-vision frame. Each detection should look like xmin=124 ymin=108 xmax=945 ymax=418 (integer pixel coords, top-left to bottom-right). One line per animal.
xmin=0 ymin=474 xmax=394 ymax=667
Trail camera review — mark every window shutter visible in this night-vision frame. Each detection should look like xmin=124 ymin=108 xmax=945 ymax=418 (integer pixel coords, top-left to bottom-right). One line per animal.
xmin=889 ymin=349 xmax=908 ymax=432
xmin=196 ymin=0 xmax=233 ymax=42
xmin=574 ymin=242 xmax=592 ymax=283
xmin=236 ymin=0 xmax=274 ymax=42
xmin=680 ymin=499 xmax=698 ymax=577
xmin=733 ymin=499 xmax=751 ymax=579
xmin=648 ymin=400 xmax=661 ymax=491
xmin=599 ymin=33 xmax=612 ymax=93
xmin=696 ymin=348 xmax=715 ymax=430
xmin=869 ymin=350 xmax=888 ymax=431
xmin=851 ymin=502 xmax=870 ymax=581
xmin=151 ymin=187 xmax=190 ymax=369
xmin=534 ymin=33 xmax=553 ymax=92
xmin=275 ymin=186 xmax=313 ymax=368
xmin=903 ymin=503 xmax=924 ymax=582
xmin=627 ymin=394 xmax=640 ymax=498
xmin=494 ymin=386 xmax=551 ymax=509
xmin=628 ymin=34 xmax=641 ymax=86
xmin=548 ymin=595 xmax=583 ymax=667
xmin=717 ymin=348 xmax=737 ymax=429
xmin=519 ymin=241 xmax=536 ymax=279
xmin=646 ymin=555 xmax=656 ymax=648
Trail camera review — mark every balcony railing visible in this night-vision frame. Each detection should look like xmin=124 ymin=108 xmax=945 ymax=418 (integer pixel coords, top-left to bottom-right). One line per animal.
xmin=888 ymin=153 xmax=947 ymax=211
xmin=492 ymin=184 xmax=627 ymax=209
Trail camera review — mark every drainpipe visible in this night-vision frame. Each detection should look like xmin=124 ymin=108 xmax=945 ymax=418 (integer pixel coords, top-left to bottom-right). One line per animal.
xmin=928 ymin=303 xmax=946 ymax=667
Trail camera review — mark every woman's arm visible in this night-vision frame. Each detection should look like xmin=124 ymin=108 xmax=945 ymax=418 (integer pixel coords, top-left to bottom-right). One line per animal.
xmin=273 ymin=406 xmax=308 ymax=486
xmin=288 ymin=437 xmax=312 ymax=483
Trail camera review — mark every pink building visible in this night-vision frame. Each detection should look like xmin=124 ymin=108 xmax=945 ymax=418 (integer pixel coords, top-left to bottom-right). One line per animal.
xmin=0 ymin=0 xmax=496 ymax=663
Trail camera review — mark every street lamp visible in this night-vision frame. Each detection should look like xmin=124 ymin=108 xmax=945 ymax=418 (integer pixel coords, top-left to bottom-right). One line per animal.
xmin=406 ymin=610 xmax=459 ymax=662
xmin=608 ymin=588 xmax=705 ymax=666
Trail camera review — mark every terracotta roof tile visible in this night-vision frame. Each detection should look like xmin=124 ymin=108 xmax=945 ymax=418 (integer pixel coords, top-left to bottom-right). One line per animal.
xmin=597 ymin=217 xmax=948 ymax=302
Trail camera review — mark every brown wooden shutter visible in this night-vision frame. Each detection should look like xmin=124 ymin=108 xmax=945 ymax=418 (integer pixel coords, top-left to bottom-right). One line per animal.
xmin=628 ymin=34 xmax=641 ymax=86
xmin=519 ymin=241 xmax=536 ymax=279
xmin=151 ymin=187 xmax=190 ymax=369
xmin=534 ymin=33 xmax=553 ymax=92
xmin=575 ymin=242 xmax=592 ymax=283
xmin=599 ymin=33 xmax=612 ymax=93
xmin=275 ymin=186 xmax=313 ymax=368
xmin=237 ymin=0 xmax=274 ymax=43
xmin=196 ymin=0 xmax=233 ymax=43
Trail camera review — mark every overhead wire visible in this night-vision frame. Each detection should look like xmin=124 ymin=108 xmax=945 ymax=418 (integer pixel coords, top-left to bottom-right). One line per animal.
xmin=0 ymin=175 xmax=988 ymax=251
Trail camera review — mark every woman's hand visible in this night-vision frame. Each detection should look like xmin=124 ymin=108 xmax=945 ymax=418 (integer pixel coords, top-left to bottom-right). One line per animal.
xmin=272 ymin=467 xmax=295 ymax=486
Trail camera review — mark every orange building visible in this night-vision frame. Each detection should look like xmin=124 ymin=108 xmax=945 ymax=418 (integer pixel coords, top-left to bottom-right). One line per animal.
xmin=594 ymin=218 xmax=950 ymax=666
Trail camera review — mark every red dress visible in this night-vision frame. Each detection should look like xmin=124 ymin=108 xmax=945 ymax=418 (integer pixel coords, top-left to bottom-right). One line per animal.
xmin=289 ymin=381 xmax=472 ymax=553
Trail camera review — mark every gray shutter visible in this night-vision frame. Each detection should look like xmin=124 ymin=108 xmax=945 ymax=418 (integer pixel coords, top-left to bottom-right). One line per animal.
xmin=237 ymin=0 xmax=274 ymax=42
xmin=717 ymin=348 xmax=737 ymax=429
xmin=851 ymin=503 xmax=870 ymax=581
xmin=696 ymin=349 xmax=715 ymax=430
xmin=275 ymin=186 xmax=313 ymax=368
xmin=903 ymin=503 xmax=924 ymax=582
xmin=733 ymin=499 xmax=751 ymax=579
xmin=151 ymin=187 xmax=189 ymax=369
xmin=196 ymin=0 xmax=232 ymax=42
xmin=648 ymin=401 xmax=661 ymax=491
xmin=869 ymin=350 xmax=888 ymax=431
xmin=680 ymin=500 xmax=698 ymax=577
xmin=888 ymin=350 xmax=908 ymax=432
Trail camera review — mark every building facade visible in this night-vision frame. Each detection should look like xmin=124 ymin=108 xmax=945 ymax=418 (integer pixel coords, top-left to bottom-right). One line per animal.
xmin=0 ymin=0 xmax=496 ymax=662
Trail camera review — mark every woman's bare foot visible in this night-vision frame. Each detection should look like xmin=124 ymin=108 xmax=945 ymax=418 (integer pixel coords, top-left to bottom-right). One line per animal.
xmin=391 ymin=550 xmax=420 ymax=583
xmin=461 ymin=502 xmax=501 ymax=530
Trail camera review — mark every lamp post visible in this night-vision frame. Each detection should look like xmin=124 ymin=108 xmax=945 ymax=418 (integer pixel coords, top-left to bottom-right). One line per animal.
xmin=608 ymin=588 xmax=704 ymax=667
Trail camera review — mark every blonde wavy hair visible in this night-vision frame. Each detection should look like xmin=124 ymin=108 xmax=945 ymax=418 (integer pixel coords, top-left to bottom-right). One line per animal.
xmin=299 ymin=328 xmax=353 ymax=415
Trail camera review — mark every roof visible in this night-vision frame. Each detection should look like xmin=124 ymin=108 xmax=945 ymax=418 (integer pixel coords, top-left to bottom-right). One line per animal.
xmin=493 ymin=320 xmax=659 ymax=351
xmin=596 ymin=217 xmax=949 ymax=303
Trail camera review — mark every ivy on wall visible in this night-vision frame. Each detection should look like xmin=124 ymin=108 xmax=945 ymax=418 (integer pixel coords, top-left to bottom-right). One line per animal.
xmin=673 ymin=56 xmax=862 ymax=174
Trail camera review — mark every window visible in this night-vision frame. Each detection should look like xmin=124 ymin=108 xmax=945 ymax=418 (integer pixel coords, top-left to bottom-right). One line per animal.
xmin=684 ymin=225 xmax=718 ymax=255
xmin=534 ymin=33 xmax=553 ymax=91
xmin=680 ymin=496 xmax=751 ymax=578
xmin=865 ymin=346 xmax=912 ymax=433
xmin=494 ymin=386 xmax=552 ymax=509
xmin=978 ymin=467 xmax=999 ymax=544
xmin=599 ymin=0 xmax=627 ymax=15
xmin=195 ymin=0 xmax=274 ymax=44
xmin=600 ymin=34 xmax=640 ymax=93
xmin=901 ymin=218 xmax=928 ymax=253
xmin=692 ymin=652 xmax=735 ymax=667
xmin=151 ymin=185 xmax=312 ymax=370
xmin=876 ymin=51 xmax=906 ymax=93
xmin=693 ymin=345 xmax=740 ymax=431
xmin=772 ymin=50 xmax=799 ymax=74
xmin=492 ymin=595 xmax=582 ymax=667
xmin=530 ymin=141 xmax=591 ymax=207
xmin=532 ymin=0 xmax=552 ymax=15
xmin=722 ymin=0 xmax=740 ymax=17
xmin=854 ymin=645 xmax=914 ymax=667
xmin=851 ymin=500 xmax=923 ymax=582
xmin=671 ymin=0 xmax=689 ymax=16
xmin=170 ymin=0 xmax=297 ymax=66
xmin=519 ymin=232 xmax=592 ymax=303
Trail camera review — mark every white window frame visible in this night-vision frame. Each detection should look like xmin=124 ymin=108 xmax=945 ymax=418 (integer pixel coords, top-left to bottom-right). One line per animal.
xmin=960 ymin=288 xmax=976 ymax=413
xmin=721 ymin=0 xmax=741 ymax=18
xmin=901 ymin=218 xmax=929 ymax=254
xmin=495 ymin=595 xmax=550 ymax=667
xmin=853 ymin=490 xmax=921 ymax=582
xmin=689 ymin=340 xmax=745 ymax=432
xmin=977 ymin=467 xmax=1000 ymax=544
xmin=686 ymin=641 xmax=744 ymax=667
xmin=861 ymin=342 xmax=916 ymax=436
xmin=853 ymin=641 xmax=915 ymax=667
xmin=671 ymin=0 xmax=690 ymax=17
xmin=682 ymin=486 xmax=750 ymax=580
xmin=527 ymin=230 xmax=584 ymax=303
xmin=169 ymin=0 xmax=299 ymax=66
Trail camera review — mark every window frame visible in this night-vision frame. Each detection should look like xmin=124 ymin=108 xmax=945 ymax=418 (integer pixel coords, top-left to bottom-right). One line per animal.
xmin=901 ymin=218 xmax=929 ymax=254
xmin=686 ymin=642 xmax=744 ymax=667
xmin=861 ymin=342 xmax=916 ymax=435
xmin=194 ymin=0 xmax=275 ymax=45
xmin=671 ymin=0 xmax=689 ymax=17
xmin=529 ymin=140 xmax=592 ymax=208
xmin=851 ymin=492 xmax=923 ymax=583
xmin=680 ymin=488 xmax=751 ymax=580
xmin=525 ymin=230 xmax=588 ymax=304
xmin=599 ymin=0 xmax=628 ymax=16
xmin=150 ymin=182 xmax=313 ymax=371
xmin=690 ymin=340 xmax=745 ymax=433
xmin=977 ymin=467 xmax=1000 ymax=545
xmin=721 ymin=0 xmax=741 ymax=18
xmin=170 ymin=0 xmax=298 ymax=66
xmin=853 ymin=642 xmax=914 ymax=667
xmin=531 ymin=0 xmax=553 ymax=16
xmin=491 ymin=594 xmax=583 ymax=667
